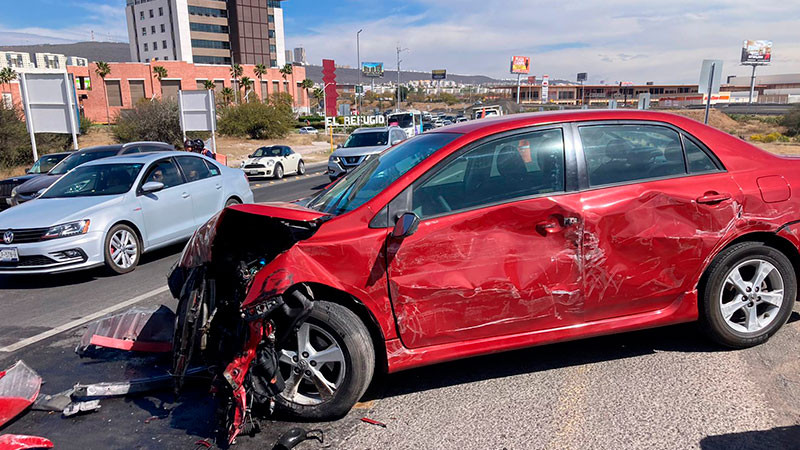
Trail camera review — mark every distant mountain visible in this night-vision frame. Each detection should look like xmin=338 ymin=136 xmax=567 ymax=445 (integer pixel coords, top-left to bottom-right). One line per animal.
xmin=0 ymin=42 xmax=131 ymax=63
xmin=303 ymin=65 xmax=505 ymax=85
xmin=0 ymin=31 xmax=75 ymax=46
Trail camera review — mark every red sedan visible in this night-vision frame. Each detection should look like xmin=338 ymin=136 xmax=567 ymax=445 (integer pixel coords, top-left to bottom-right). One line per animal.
xmin=171 ymin=110 xmax=799 ymax=431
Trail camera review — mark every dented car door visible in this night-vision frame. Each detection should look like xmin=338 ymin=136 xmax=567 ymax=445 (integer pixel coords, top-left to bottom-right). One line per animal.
xmin=387 ymin=127 xmax=585 ymax=348
xmin=575 ymin=122 xmax=742 ymax=321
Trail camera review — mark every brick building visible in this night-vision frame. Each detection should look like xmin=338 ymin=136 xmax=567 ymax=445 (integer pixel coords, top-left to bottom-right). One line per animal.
xmin=2 ymin=60 xmax=309 ymax=123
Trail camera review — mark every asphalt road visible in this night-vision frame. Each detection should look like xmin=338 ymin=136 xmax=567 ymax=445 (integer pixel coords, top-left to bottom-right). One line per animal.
xmin=1 ymin=163 xmax=799 ymax=449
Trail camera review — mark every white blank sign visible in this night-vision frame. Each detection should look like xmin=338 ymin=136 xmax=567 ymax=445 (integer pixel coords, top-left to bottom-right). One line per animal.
xmin=20 ymin=73 xmax=79 ymax=134
xmin=179 ymin=90 xmax=216 ymax=132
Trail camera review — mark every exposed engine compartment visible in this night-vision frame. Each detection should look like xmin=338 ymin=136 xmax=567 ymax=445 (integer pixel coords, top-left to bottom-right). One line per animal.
xmin=167 ymin=207 xmax=325 ymax=446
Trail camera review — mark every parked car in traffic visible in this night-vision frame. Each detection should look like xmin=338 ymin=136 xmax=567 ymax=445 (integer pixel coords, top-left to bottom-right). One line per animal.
xmin=10 ymin=142 xmax=174 ymax=206
xmin=299 ymin=126 xmax=319 ymax=134
xmin=327 ymin=126 xmax=407 ymax=180
xmin=170 ymin=109 xmax=800 ymax=422
xmin=0 ymin=152 xmax=71 ymax=210
xmin=0 ymin=152 xmax=253 ymax=274
xmin=240 ymin=146 xmax=305 ymax=179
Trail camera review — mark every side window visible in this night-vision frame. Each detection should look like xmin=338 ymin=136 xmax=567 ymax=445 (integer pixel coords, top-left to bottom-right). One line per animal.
xmin=143 ymin=159 xmax=183 ymax=189
xmin=176 ymin=156 xmax=212 ymax=182
xmin=122 ymin=146 xmax=140 ymax=154
xmin=412 ymin=128 xmax=565 ymax=218
xmin=683 ymin=136 xmax=718 ymax=173
xmin=204 ymin=159 xmax=221 ymax=176
xmin=579 ymin=124 xmax=685 ymax=187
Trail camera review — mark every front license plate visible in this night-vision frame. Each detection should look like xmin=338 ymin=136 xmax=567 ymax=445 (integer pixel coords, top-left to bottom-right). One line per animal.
xmin=0 ymin=247 xmax=19 ymax=262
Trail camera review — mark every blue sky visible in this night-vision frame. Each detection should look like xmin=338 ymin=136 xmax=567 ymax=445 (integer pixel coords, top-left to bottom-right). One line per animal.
xmin=1 ymin=0 xmax=799 ymax=83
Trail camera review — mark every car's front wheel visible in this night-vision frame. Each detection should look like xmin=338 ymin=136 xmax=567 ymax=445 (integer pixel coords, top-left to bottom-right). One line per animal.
xmin=274 ymin=163 xmax=284 ymax=179
xmin=104 ymin=223 xmax=140 ymax=274
xmin=297 ymin=160 xmax=305 ymax=175
xmin=274 ymin=301 xmax=374 ymax=420
xmin=702 ymin=242 xmax=796 ymax=348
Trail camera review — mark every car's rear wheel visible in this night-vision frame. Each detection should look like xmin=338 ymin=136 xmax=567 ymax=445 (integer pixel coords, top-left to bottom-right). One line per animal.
xmin=225 ymin=197 xmax=240 ymax=207
xmin=274 ymin=301 xmax=374 ymax=420
xmin=702 ymin=242 xmax=796 ymax=348
xmin=297 ymin=160 xmax=305 ymax=175
xmin=274 ymin=163 xmax=284 ymax=179
xmin=104 ymin=224 xmax=140 ymax=274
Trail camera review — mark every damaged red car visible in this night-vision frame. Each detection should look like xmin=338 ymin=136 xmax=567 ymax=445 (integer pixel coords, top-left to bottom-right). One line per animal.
xmin=169 ymin=110 xmax=799 ymax=441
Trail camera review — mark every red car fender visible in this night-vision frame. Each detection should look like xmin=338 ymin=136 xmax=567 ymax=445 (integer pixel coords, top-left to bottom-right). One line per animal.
xmin=0 ymin=435 xmax=53 ymax=450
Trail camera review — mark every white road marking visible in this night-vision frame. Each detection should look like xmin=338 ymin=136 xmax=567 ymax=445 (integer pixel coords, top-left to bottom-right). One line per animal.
xmin=0 ymin=285 xmax=170 ymax=354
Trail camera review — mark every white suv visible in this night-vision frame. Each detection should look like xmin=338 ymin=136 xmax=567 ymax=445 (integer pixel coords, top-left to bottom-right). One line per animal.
xmin=327 ymin=127 xmax=407 ymax=181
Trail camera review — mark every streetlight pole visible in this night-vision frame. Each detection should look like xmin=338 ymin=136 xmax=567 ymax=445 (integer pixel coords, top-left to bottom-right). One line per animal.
xmin=396 ymin=45 xmax=408 ymax=112
xmin=357 ymin=29 xmax=363 ymax=115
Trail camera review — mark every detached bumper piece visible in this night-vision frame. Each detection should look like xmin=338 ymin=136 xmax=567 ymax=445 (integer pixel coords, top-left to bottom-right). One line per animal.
xmin=0 ymin=435 xmax=53 ymax=450
xmin=75 ymin=305 xmax=175 ymax=356
xmin=0 ymin=361 xmax=41 ymax=428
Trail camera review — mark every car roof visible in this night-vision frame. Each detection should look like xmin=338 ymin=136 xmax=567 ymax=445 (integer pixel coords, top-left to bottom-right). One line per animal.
xmin=353 ymin=127 xmax=394 ymax=134
xmin=79 ymin=151 xmax=208 ymax=166
xmin=74 ymin=142 xmax=172 ymax=155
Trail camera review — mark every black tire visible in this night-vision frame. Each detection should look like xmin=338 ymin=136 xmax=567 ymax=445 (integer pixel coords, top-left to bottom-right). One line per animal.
xmin=297 ymin=160 xmax=305 ymax=175
xmin=103 ymin=223 xmax=141 ymax=274
xmin=274 ymin=301 xmax=374 ymax=420
xmin=225 ymin=197 xmax=240 ymax=207
xmin=701 ymin=242 xmax=796 ymax=348
xmin=274 ymin=163 xmax=284 ymax=179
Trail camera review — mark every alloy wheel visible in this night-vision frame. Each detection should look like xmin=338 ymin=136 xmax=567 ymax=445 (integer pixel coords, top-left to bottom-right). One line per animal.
xmin=278 ymin=322 xmax=346 ymax=406
xmin=109 ymin=229 xmax=138 ymax=269
xmin=719 ymin=258 xmax=784 ymax=333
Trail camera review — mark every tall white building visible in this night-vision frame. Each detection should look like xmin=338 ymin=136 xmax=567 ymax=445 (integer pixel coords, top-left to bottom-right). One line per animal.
xmin=125 ymin=0 xmax=287 ymax=66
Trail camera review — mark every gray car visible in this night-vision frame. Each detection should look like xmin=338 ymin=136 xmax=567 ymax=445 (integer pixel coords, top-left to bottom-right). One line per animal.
xmin=10 ymin=142 xmax=174 ymax=206
xmin=327 ymin=126 xmax=407 ymax=181
xmin=0 ymin=152 xmax=253 ymax=275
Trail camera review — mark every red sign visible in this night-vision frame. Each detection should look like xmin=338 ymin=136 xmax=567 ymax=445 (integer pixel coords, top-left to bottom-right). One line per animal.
xmin=510 ymin=56 xmax=530 ymax=74
xmin=322 ymin=59 xmax=338 ymax=117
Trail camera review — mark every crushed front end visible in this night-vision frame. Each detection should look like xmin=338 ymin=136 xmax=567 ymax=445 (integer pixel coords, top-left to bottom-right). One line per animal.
xmin=167 ymin=204 xmax=329 ymax=445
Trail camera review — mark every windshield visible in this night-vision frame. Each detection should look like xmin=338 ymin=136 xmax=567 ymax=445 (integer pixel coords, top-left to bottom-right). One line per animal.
xmin=387 ymin=113 xmax=414 ymax=128
xmin=252 ymin=147 xmax=282 ymax=157
xmin=307 ymin=133 xmax=461 ymax=215
xmin=50 ymin=149 xmax=120 ymax=175
xmin=41 ymin=163 xmax=143 ymax=198
xmin=343 ymin=131 xmax=389 ymax=148
xmin=30 ymin=153 xmax=68 ymax=174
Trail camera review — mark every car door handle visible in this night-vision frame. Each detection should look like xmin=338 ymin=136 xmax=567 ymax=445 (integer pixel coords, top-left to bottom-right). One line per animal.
xmin=215 ymin=183 xmax=222 ymax=190
xmin=182 ymin=192 xmax=190 ymax=199
xmin=696 ymin=192 xmax=731 ymax=204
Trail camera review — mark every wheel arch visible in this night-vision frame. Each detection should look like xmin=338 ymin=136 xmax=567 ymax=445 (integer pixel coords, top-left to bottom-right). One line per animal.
xmin=697 ymin=231 xmax=800 ymax=307
xmin=110 ymin=219 xmax=144 ymax=247
xmin=226 ymin=195 xmax=243 ymax=204
xmin=292 ymin=282 xmax=388 ymax=376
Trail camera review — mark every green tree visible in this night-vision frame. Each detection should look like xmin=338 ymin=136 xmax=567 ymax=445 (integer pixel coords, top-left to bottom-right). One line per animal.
xmin=95 ymin=61 xmax=112 ymax=124
xmin=240 ymin=76 xmax=254 ymax=102
xmin=217 ymin=92 xmax=295 ymax=139
xmin=280 ymin=63 xmax=294 ymax=104
xmin=230 ymin=63 xmax=243 ymax=104
xmin=113 ymin=99 xmax=182 ymax=147
xmin=202 ymin=79 xmax=215 ymax=90
xmin=300 ymin=78 xmax=314 ymax=110
xmin=220 ymin=87 xmax=235 ymax=105
xmin=0 ymin=67 xmax=17 ymax=95
xmin=781 ymin=104 xmax=800 ymax=136
xmin=254 ymin=64 xmax=268 ymax=101
xmin=152 ymin=65 xmax=168 ymax=81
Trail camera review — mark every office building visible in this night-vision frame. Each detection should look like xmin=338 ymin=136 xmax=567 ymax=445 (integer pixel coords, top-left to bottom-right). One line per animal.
xmin=125 ymin=0 xmax=287 ymax=66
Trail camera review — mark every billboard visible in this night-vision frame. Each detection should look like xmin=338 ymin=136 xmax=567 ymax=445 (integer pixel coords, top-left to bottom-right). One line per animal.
xmin=432 ymin=69 xmax=447 ymax=80
xmin=577 ymin=72 xmax=587 ymax=82
xmin=541 ymin=75 xmax=549 ymax=102
xmin=741 ymin=40 xmax=772 ymax=64
xmin=527 ymin=76 xmax=536 ymax=84
xmin=510 ymin=56 xmax=530 ymax=74
xmin=322 ymin=59 xmax=338 ymax=117
xmin=362 ymin=62 xmax=384 ymax=77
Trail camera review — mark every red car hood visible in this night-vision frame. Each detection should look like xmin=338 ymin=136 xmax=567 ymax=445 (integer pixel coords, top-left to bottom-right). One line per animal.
xmin=227 ymin=202 xmax=331 ymax=222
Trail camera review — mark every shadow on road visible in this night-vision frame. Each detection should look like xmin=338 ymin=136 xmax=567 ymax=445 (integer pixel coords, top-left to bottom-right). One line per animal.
xmin=0 ymin=242 xmax=185 ymax=289
xmin=699 ymin=425 xmax=800 ymax=449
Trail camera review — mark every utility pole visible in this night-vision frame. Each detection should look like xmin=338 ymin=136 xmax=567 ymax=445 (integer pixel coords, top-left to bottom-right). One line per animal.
xmin=747 ymin=64 xmax=757 ymax=104
xmin=356 ymin=28 xmax=362 ymax=115
xmin=396 ymin=45 xmax=407 ymax=112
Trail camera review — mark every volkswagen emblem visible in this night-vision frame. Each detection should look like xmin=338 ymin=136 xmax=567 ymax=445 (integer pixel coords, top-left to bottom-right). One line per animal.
xmin=3 ymin=231 xmax=13 ymax=244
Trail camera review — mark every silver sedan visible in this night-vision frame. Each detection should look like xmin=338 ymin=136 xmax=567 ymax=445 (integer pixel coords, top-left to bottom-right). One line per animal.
xmin=0 ymin=152 xmax=254 ymax=274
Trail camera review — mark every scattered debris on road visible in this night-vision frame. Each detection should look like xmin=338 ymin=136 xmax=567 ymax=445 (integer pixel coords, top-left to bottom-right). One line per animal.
xmin=75 ymin=305 xmax=175 ymax=356
xmin=272 ymin=427 xmax=324 ymax=450
xmin=0 ymin=361 xmax=41 ymax=427
xmin=360 ymin=417 xmax=387 ymax=428
xmin=0 ymin=434 xmax=53 ymax=450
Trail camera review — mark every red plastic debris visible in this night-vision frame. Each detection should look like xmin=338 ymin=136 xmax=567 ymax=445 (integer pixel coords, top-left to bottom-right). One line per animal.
xmin=0 ymin=362 xmax=41 ymax=427
xmin=0 ymin=434 xmax=53 ymax=450
xmin=360 ymin=417 xmax=387 ymax=428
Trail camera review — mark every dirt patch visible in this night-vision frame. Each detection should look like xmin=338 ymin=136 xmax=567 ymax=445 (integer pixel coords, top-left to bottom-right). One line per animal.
xmin=752 ymin=142 xmax=800 ymax=156
xmin=665 ymin=109 xmax=786 ymax=137
xmin=78 ymin=126 xmax=116 ymax=148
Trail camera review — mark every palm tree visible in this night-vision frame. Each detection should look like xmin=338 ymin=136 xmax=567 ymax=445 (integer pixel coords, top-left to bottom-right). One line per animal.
xmin=153 ymin=66 xmax=168 ymax=81
xmin=0 ymin=67 xmax=17 ymax=98
xmin=229 ymin=63 xmax=243 ymax=104
xmin=300 ymin=78 xmax=314 ymax=112
xmin=220 ymin=87 xmax=235 ymax=105
xmin=202 ymin=79 xmax=215 ymax=91
xmin=240 ymin=76 xmax=254 ymax=102
xmin=95 ymin=61 xmax=111 ymax=124
xmin=253 ymin=63 xmax=267 ymax=101
xmin=279 ymin=63 xmax=294 ymax=104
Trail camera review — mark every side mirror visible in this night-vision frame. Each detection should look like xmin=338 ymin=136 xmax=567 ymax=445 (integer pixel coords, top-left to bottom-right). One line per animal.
xmin=337 ymin=144 xmax=342 ymax=149
xmin=391 ymin=212 xmax=420 ymax=238
xmin=141 ymin=181 xmax=165 ymax=193
xmin=391 ymin=139 xmax=403 ymax=146
xmin=25 ymin=167 xmax=32 ymax=174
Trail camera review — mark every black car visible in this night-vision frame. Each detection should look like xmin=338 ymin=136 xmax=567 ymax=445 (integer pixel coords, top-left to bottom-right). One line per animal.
xmin=9 ymin=142 xmax=174 ymax=206
xmin=0 ymin=152 xmax=71 ymax=210
xmin=422 ymin=122 xmax=435 ymax=132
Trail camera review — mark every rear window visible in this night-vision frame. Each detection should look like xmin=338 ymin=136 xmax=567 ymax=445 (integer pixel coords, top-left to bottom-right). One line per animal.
xmin=343 ymin=132 xmax=389 ymax=148
xmin=50 ymin=149 xmax=120 ymax=175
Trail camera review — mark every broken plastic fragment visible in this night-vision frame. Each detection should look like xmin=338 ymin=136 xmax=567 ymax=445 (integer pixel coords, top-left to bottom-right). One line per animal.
xmin=62 ymin=400 xmax=101 ymax=417
xmin=75 ymin=305 xmax=175 ymax=356
xmin=0 ymin=434 xmax=53 ymax=450
xmin=0 ymin=361 xmax=41 ymax=428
